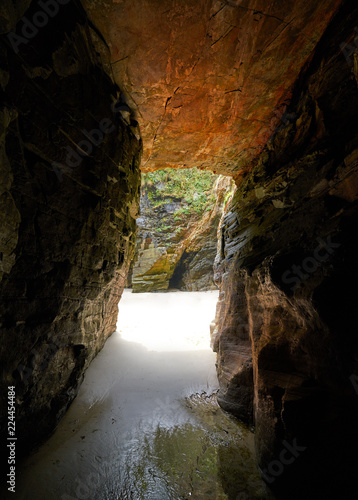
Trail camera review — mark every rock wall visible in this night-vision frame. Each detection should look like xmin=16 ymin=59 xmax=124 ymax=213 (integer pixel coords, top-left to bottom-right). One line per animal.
xmin=213 ymin=1 xmax=358 ymax=497
xmin=0 ymin=2 xmax=357 ymax=497
xmin=0 ymin=0 xmax=141 ymax=455
xmin=131 ymin=169 xmax=234 ymax=292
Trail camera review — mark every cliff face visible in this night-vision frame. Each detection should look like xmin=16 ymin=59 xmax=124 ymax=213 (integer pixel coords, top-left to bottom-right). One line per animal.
xmin=1 ymin=1 xmax=358 ymax=496
xmin=131 ymin=169 xmax=234 ymax=292
xmin=213 ymin=2 xmax=358 ymax=495
xmin=0 ymin=1 xmax=141 ymax=453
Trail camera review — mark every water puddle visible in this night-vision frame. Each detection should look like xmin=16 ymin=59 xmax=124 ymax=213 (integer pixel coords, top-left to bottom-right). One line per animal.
xmin=1 ymin=291 xmax=275 ymax=500
xmin=108 ymin=393 xmax=275 ymax=500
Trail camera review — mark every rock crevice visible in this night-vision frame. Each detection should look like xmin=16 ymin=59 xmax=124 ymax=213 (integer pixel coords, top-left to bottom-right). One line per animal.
xmin=213 ymin=2 xmax=358 ymax=495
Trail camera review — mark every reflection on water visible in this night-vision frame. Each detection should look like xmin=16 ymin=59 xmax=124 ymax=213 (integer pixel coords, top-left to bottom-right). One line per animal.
xmin=1 ymin=291 xmax=275 ymax=500
xmin=106 ymin=393 xmax=275 ymax=500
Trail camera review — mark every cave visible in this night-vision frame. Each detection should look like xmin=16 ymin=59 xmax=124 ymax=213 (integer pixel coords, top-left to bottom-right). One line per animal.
xmin=168 ymin=250 xmax=196 ymax=289
xmin=1 ymin=0 xmax=358 ymax=498
xmin=130 ymin=167 xmax=232 ymax=292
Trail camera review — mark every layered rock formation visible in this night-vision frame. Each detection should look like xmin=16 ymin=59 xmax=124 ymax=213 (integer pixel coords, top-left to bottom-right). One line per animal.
xmin=0 ymin=1 xmax=141 ymax=455
xmin=1 ymin=1 xmax=358 ymax=498
xmin=131 ymin=169 xmax=235 ymax=292
xmin=213 ymin=1 xmax=358 ymax=496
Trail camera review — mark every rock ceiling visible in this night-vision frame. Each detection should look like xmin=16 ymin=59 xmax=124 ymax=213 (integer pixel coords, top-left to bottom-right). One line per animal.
xmin=83 ymin=0 xmax=342 ymax=177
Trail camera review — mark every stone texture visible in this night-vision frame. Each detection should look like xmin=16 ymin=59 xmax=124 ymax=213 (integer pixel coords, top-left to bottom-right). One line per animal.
xmin=132 ymin=241 xmax=170 ymax=292
xmin=1 ymin=1 xmax=358 ymax=498
xmin=0 ymin=0 xmax=141 ymax=455
xmin=213 ymin=2 xmax=358 ymax=497
xmin=131 ymin=171 xmax=234 ymax=292
xmin=82 ymin=0 xmax=342 ymax=177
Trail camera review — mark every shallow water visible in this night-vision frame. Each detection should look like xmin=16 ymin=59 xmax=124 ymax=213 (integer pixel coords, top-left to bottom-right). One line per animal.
xmin=2 ymin=290 xmax=275 ymax=500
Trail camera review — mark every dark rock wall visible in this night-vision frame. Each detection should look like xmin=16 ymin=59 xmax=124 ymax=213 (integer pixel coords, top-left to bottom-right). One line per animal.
xmin=213 ymin=1 xmax=358 ymax=496
xmin=0 ymin=0 xmax=141 ymax=454
xmin=0 ymin=2 xmax=357 ymax=497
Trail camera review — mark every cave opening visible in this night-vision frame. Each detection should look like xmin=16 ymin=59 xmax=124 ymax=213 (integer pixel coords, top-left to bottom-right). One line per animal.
xmin=1 ymin=0 xmax=358 ymax=498
xmin=168 ymin=250 xmax=194 ymax=289
xmin=128 ymin=167 xmax=235 ymax=293
xmin=116 ymin=288 xmax=219 ymax=352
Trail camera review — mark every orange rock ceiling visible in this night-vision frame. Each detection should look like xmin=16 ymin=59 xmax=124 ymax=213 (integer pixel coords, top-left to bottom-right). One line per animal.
xmin=83 ymin=0 xmax=342 ymax=177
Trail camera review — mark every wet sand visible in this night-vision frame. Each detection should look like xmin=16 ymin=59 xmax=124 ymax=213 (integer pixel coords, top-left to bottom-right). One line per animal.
xmin=2 ymin=290 xmax=274 ymax=500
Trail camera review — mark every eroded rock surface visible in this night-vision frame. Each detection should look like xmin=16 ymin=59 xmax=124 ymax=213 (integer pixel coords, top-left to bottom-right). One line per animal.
xmin=82 ymin=0 xmax=342 ymax=177
xmin=213 ymin=2 xmax=358 ymax=496
xmin=0 ymin=0 xmax=141 ymax=454
xmin=132 ymin=169 xmax=234 ymax=292
xmin=1 ymin=1 xmax=358 ymax=497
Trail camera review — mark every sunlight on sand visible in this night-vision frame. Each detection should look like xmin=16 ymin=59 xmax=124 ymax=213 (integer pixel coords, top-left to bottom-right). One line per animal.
xmin=116 ymin=289 xmax=219 ymax=351
xmin=2 ymin=290 xmax=276 ymax=500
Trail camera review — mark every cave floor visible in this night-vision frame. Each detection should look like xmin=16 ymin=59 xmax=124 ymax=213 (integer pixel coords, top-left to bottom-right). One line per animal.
xmin=3 ymin=291 xmax=275 ymax=500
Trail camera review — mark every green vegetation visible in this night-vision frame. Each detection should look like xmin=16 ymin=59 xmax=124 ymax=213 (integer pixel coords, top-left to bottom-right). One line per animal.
xmin=223 ymin=187 xmax=234 ymax=207
xmin=143 ymin=167 xmax=217 ymax=215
